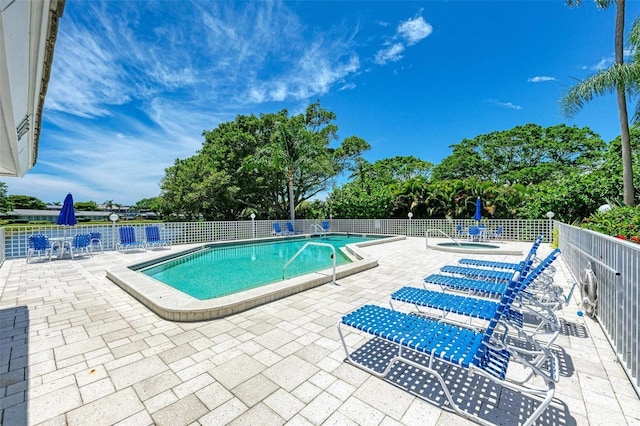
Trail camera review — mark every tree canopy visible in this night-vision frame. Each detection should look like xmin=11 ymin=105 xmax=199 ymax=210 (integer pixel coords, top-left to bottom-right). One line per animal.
xmin=0 ymin=183 xmax=11 ymax=213
xmin=160 ymin=102 xmax=370 ymax=220
xmin=7 ymin=195 xmax=46 ymax=210
xmin=431 ymin=124 xmax=606 ymax=185
xmin=74 ymin=201 xmax=99 ymax=211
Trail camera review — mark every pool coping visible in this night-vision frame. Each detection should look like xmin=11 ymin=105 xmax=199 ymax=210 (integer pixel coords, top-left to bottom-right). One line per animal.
xmin=426 ymin=239 xmax=523 ymax=256
xmin=106 ymin=233 xmax=405 ymax=322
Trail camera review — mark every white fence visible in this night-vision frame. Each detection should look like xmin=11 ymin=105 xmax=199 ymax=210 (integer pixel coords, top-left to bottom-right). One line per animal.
xmin=1 ymin=218 xmax=553 ymax=259
xmin=2 ymin=218 xmax=639 ymax=392
xmin=557 ymin=222 xmax=640 ymax=394
xmin=0 ymin=227 xmax=5 ymax=267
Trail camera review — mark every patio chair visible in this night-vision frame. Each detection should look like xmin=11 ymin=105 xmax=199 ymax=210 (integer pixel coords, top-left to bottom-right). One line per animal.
xmin=486 ymin=225 xmax=503 ymax=240
xmin=69 ymin=234 xmax=92 ymax=259
xmin=272 ymin=222 xmax=285 ymax=236
xmin=89 ymin=232 xmax=103 ymax=253
xmin=117 ymin=226 xmax=146 ymax=252
xmin=467 ymin=225 xmax=481 ymax=241
xmin=455 ymin=224 xmax=467 ymax=238
xmin=285 ymin=222 xmax=301 ymax=235
xmin=338 ymin=280 xmax=558 ymax=425
xmin=145 ymin=225 xmax=171 ymax=248
xmin=26 ymin=234 xmax=53 ymax=263
xmin=322 ymin=220 xmax=331 ymax=232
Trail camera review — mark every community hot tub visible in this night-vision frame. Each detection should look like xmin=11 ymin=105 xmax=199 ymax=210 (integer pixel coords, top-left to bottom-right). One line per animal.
xmin=427 ymin=240 xmax=523 ymax=256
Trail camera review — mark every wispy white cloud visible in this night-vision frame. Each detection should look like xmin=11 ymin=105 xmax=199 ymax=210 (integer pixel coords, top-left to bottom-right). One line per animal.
xmin=374 ymin=13 xmax=432 ymax=65
xmin=528 ymin=76 xmax=557 ymax=83
xmin=339 ymin=82 xmax=357 ymax=91
xmin=488 ymin=99 xmax=522 ymax=110
xmin=5 ymin=0 xmax=370 ymax=204
xmin=582 ymin=49 xmax=634 ymax=71
xmin=398 ymin=16 xmax=433 ymax=45
xmin=583 ymin=57 xmax=611 ymax=71
xmin=375 ymin=43 xmax=405 ymax=65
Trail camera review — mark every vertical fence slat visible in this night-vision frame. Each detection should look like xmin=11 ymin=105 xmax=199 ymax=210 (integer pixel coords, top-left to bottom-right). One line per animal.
xmin=558 ymin=222 xmax=639 ymax=395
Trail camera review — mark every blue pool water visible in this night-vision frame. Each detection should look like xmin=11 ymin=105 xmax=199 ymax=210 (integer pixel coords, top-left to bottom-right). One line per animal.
xmin=139 ymin=235 xmax=380 ymax=300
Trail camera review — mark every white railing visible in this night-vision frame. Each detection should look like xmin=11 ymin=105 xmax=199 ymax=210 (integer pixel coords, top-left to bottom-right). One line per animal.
xmin=424 ymin=229 xmax=461 ymax=249
xmin=0 ymin=227 xmax=5 ymax=267
xmin=282 ymin=242 xmax=336 ymax=284
xmin=557 ymin=221 xmax=640 ymax=395
xmin=1 ymin=218 xmax=553 ymax=259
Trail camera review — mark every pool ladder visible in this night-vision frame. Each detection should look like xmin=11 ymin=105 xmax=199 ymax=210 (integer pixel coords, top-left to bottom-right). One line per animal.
xmin=282 ymin=242 xmax=336 ymax=285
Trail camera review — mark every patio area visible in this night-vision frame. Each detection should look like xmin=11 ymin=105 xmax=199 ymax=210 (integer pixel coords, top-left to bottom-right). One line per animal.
xmin=1 ymin=237 xmax=639 ymax=425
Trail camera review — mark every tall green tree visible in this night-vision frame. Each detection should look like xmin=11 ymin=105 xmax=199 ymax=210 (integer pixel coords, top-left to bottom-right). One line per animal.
xmin=74 ymin=201 xmax=99 ymax=211
xmin=7 ymin=195 xmax=46 ymax=210
xmin=563 ymin=0 xmax=636 ymax=205
xmin=133 ymin=197 xmax=163 ymax=213
xmin=431 ymin=124 xmax=605 ymax=185
xmin=0 ymin=182 xmax=12 ymax=213
xmin=160 ymin=102 xmax=369 ymax=220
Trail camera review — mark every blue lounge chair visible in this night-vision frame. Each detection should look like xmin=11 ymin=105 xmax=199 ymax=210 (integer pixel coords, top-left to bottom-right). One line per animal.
xmin=273 ymin=222 xmax=285 ymax=236
xmin=339 ymin=280 xmax=558 ymax=425
xmin=117 ymin=226 xmax=146 ymax=252
xmin=26 ymin=234 xmax=53 ymax=263
xmin=427 ymin=249 xmax=561 ymax=299
xmin=285 ymin=222 xmax=300 ymax=234
xmin=69 ymin=234 xmax=92 ymax=259
xmin=439 ymin=264 xmax=517 ymax=283
xmin=458 ymin=235 xmax=542 ymax=271
xmin=391 ymin=250 xmax=561 ymax=333
xmin=145 ymin=225 xmax=171 ymax=248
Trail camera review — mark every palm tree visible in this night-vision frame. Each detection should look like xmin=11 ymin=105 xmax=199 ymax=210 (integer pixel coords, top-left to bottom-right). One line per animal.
xmin=562 ymin=0 xmax=636 ymax=206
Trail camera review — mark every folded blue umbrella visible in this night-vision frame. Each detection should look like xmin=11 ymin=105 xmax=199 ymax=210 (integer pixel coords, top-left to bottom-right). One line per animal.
xmin=57 ymin=193 xmax=77 ymax=227
xmin=474 ymin=197 xmax=482 ymax=222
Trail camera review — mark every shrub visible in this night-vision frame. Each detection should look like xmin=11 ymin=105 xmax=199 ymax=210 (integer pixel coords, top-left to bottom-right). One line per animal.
xmin=581 ymin=205 xmax=640 ymax=244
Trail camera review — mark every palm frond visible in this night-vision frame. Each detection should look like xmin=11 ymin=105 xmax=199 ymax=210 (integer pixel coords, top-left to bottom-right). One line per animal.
xmin=561 ymin=63 xmax=640 ymax=118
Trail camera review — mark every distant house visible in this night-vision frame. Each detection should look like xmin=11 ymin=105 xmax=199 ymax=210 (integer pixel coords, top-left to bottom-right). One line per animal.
xmin=2 ymin=209 xmax=111 ymax=224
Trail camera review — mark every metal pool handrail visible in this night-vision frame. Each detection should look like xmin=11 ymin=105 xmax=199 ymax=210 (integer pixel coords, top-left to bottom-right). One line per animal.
xmin=282 ymin=242 xmax=336 ymax=284
xmin=310 ymin=223 xmax=325 ymax=236
xmin=425 ymin=229 xmax=461 ymax=249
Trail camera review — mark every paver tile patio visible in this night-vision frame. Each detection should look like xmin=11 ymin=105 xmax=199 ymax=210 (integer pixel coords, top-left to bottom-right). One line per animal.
xmin=0 ymin=237 xmax=638 ymax=425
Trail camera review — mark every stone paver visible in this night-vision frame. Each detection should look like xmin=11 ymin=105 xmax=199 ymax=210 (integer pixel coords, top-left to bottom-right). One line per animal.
xmin=0 ymin=238 xmax=638 ymax=425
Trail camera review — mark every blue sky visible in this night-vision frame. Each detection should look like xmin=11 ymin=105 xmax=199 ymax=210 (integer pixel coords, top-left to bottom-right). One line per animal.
xmin=3 ymin=0 xmax=639 ymax=205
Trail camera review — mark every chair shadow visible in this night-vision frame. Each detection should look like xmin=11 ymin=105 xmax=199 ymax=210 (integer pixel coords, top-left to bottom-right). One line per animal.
xmin=502 ymin=333 xmax=575 ymax=378
xmin=0 ymin=306 xmax=29 ymax=424
xmin=557 ymin=318 xmax=589 ymax=338
xmin=349 ymin=337 xmax=577 ymax=425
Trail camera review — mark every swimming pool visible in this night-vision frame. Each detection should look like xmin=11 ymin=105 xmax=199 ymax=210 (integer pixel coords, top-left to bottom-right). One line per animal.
xmin=106 ymin=233 xmax=403 ymax=321
xmin=138 ymin=235 xmax=378 ymax=300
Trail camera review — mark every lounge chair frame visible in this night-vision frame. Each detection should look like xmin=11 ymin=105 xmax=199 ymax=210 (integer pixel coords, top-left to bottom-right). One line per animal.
xmin=338 ymin=304 xmax=558 ymax=426
xmin=391 ymin=250 xmax=563 ymax=350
